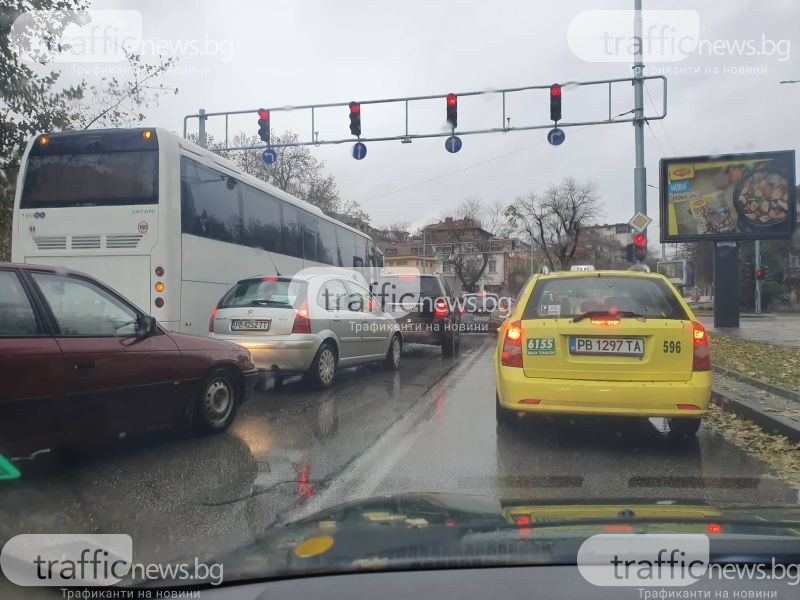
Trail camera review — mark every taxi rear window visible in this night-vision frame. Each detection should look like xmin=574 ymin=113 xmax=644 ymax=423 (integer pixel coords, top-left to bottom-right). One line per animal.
xmin=522 ymin=276 xmax=688 ymax=320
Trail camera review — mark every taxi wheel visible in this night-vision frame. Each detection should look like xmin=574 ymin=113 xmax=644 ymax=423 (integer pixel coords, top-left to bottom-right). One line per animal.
xmin=667 ymin=417 xmax=701 ymax=437
xmin=496 ymin=392 xmax=516 ymax=428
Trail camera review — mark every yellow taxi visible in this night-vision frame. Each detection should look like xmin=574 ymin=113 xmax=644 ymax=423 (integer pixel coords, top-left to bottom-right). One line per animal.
xmin=494 ymin=266 xmax=711 ymax=436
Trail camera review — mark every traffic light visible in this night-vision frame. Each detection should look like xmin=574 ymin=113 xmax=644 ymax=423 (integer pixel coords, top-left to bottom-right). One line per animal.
xmin=633 ymin=233 xmax=647 ymax=261
xmin=550 ymin=84 xmax=562 ymax=122
xmin=257 ymin=108 xmax=270 ymax=143
xmin=349 ymin=102 xmax=361 ymax=137
xmin=446 ymin=93 xmax=458 ymax=129
xmin=756 ymin=267 xmax=765 ymax=280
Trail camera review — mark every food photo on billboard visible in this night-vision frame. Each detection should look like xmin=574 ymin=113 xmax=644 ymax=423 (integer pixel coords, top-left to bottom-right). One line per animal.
xmin=659 ymin=150 xmax=796 ymax=242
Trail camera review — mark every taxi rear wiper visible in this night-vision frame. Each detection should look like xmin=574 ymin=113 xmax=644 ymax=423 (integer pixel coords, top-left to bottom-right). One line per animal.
xmin=572 ymin=310 xmax=645 ymax=323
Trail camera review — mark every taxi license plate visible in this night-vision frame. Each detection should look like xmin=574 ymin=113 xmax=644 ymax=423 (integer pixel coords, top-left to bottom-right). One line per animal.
xmin=231 ymin=319 xmax=271 ymax=331
xmin=569 ymin=337 xmax=643 ymax=356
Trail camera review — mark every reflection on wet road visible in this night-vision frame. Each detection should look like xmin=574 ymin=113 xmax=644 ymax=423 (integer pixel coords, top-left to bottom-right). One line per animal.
xmin=2 ymin=336 xmax=797 ymax=570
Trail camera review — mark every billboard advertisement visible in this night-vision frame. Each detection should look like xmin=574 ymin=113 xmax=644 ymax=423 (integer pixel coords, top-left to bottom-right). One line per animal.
xmin=660 ymin=151 xmax=796 ymax=242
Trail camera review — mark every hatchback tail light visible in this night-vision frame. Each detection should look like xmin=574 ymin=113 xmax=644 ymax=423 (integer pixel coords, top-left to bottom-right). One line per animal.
xmin=433 ymin=298 xmax=449 ymax=318
xmin=292 ymin=300 xmax=312 ymax=334
xmin=691 ymin=321 xmax=711 ymax=371
xmin=501 ymin=320 xmax=523 ymax=368
xmin=209 ymin=307 xmax=217 ymax=333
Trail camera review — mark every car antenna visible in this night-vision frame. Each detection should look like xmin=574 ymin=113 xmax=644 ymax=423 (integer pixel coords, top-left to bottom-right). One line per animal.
xmin=266 ymin=251 xmax=282 ymax=277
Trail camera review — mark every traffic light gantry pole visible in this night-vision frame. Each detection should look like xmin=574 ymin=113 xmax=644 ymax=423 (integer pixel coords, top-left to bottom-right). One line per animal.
xmin=183 ymin=75 xmax=667 ymax=152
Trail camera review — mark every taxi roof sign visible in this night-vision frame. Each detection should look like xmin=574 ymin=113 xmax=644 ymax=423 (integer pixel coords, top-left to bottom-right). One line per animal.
xmin=570 ymin=265 xmax=595 ymax=272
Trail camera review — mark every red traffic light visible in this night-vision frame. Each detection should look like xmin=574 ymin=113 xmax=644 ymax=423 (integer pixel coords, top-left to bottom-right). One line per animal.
xmin=550 ymin=84 xmax=561 ymax=97
xmin=756 ymin=268 xmax=765 ymax=279
xmin=349 ymin=102 xmax=362 ymax=136
xmin=447 ymin=93 xmax=457 ymax=107
xmin=257 ymin=108 xmax=269 ymax=120
xmin=633 ymin=233 xmax=646 ymax=248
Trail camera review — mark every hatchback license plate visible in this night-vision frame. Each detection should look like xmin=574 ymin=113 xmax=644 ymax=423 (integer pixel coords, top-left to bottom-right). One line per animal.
xmin=569 ymin=337 xmax=643 ymax=356
xmin=231 ymin=319 xmax=271 ymax=331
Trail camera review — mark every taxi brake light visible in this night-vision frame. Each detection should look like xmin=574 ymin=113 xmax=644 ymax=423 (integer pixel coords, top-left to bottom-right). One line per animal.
xmin=514 ymin=515 xmax=532 ymax=526
xmin=501 ymin=321 xmax=523 ymax=367
xmin=520 ymin=399 xmax=541 ymax=405
xmin=691 ymin=321 xmax=711 ymax=371
xmin=677 ymin=404 xmax=701 ymax=411
xmin=590 ymin=317 xmax=620 ymax=326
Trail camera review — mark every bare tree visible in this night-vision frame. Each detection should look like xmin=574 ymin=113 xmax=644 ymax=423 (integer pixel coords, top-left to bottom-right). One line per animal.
xmin=483 ymin=199 xmax=514 ymax=238
xmin=214 ymin=130 xmax=368 ymax=222
xmin=506 ymin=177 xmax=602 ymax=270
xmin=435 ymin=196 xmax=492 ymax=292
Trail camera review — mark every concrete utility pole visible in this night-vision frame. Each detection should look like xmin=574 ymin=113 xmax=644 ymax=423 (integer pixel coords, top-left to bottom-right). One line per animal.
xmin=633 ymin=0 xmax=647 ymax=228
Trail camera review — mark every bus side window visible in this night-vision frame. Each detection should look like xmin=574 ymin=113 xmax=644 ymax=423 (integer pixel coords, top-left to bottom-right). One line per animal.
xmin=281 ymin=204 xmax=303 ymax=259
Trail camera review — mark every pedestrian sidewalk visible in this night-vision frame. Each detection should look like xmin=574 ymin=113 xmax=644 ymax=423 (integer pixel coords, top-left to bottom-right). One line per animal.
xmin=712 ymin=371 xmax=800 ymax=443
xmin=698 ymin=315 xmax=800 ymax=348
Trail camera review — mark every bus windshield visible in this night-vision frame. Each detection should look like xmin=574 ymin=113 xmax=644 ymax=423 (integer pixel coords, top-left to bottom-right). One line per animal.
xmin=20 ymin=150 xmax=159 ymax=208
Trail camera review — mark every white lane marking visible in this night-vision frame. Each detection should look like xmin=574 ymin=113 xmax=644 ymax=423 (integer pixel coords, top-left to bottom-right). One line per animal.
xmin=277 ymin=343 xmax=491 ymax=524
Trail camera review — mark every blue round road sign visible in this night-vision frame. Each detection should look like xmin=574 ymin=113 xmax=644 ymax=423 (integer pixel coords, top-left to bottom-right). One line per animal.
xmin=445 ymin=135 xmax=462 ymax=153
xmin=547 ymin=128 xmax=565 ymax=146
xmin=262 ymin=148 xmax=278 ymax=165
xmin=352 ymin=142 xmax=367 ymax=160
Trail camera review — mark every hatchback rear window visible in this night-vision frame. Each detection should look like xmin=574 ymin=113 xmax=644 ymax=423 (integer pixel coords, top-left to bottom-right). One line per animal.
xmin=522 ymin=276 xmax=688 ymax=320
xmin=219 ymin=278 xmax=307 ymax=310
xmin=376 ymin=276 xmax=443 ymax=300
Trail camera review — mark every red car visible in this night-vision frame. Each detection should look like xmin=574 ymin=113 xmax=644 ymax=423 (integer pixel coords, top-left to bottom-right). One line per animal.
xmin=0 ymin=262 xmax=259 ymax=456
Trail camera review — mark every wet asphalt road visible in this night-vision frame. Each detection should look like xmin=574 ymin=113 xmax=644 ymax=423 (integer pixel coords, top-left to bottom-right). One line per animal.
xmin=2 ymin=335 xmax=798 ymax=573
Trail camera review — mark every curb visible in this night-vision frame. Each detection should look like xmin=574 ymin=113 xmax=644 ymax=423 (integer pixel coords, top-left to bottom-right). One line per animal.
xmin=711 ymin=388 xmax=800 ymax=443
xmin=713 ymin=365 xmax=800 ymax=403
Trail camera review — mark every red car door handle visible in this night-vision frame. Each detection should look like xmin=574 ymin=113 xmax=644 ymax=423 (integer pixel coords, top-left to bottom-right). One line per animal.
xmin=73 ymin=360 xmax=95 ymax=371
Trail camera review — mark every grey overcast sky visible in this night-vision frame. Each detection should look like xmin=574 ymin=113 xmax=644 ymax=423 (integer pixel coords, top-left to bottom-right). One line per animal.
xmin=86 ymin=0 xmax=799 ymax=236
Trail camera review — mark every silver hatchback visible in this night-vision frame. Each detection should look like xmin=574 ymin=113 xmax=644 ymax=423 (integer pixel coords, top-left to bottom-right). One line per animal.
xmin=209 ymin=273 xmax=403 ymax=388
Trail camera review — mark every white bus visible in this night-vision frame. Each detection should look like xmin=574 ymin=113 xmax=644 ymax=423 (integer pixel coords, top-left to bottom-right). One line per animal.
xmin=11 ymin=127 xmax=383 ymax=335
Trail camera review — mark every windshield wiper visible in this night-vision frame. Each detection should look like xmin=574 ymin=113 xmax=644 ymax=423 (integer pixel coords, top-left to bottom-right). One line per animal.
xmin=572 ymin=310 xmax=646 ymax=323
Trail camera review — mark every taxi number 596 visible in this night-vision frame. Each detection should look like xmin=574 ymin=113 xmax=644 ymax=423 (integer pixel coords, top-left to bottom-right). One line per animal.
xmin=663 ymin=340 xmax=682 ymax=354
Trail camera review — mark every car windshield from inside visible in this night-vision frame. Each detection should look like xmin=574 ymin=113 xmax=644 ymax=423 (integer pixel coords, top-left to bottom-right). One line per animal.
xmin=218 ymin=277 xmax=307 ymax=309
xmin=523 ymin=275 xmax=689 ymax=320
xmin=4 ymin=2 xmax=800 ymax=594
